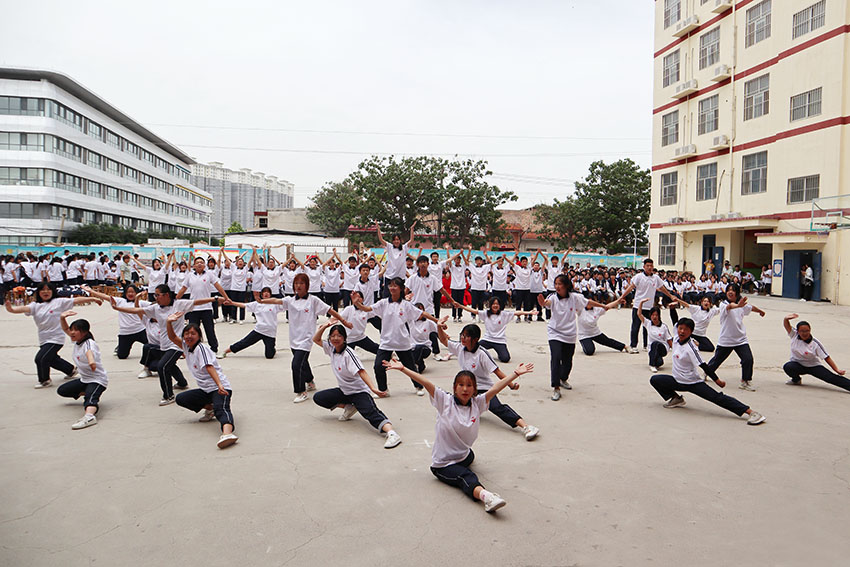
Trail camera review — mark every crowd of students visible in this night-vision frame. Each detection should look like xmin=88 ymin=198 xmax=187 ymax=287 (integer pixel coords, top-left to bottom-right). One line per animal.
xmin=4 ymin=228 xmax=846 ymax=514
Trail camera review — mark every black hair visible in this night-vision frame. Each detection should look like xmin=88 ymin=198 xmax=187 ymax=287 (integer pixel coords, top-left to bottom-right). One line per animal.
xmin=648 ymin=306 xmax=662 ymax=324
xmin=460 ymin=324 xmax=481 ymax=351
xmin=154 ymin=284 xmax=175 ymax=305
xmin=553 ymin=273 xmax=574 ymax=297
xmin=69 ymin=318 xmax=94 ymax=343
xmin=34 ymin=282 xmax=57 ymax=303
xmin=328 ymin=324 xmax=348 ymax=350
xmin=122 ymin=284 xmax=139 ymax=300
xmin=486 ymin=295 xmax=501 ymax=317
xmin=643 ymin=258 xmax=654 ymax=265
xmin=453 ymin=370 xmax=477 ymax=393
xmin=676 ymin=317 xmax=695 ymax=332
xmin=725 ymin=282 xmax=741 ymax=302
xmin=260 ymin=286 xmax=273 ymax=297
xmin=386 ymin=277 xmax=406 ymax=302
xmin=182 ymin=322 xmax=204 ymax=343
xmin=796 ymin=320 xmax=811 ymax=331
xmin=416 ymin=255 xmax=429 ymax=264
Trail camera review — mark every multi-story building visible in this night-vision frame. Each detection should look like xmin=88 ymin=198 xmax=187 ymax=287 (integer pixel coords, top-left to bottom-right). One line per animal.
xmin=649 ymin=0 xmax=850 ymax=304
xmin=0 ymin=68 xmax=212 ymax=245
xmin=191 ymin=162 xmax=294 ymax=236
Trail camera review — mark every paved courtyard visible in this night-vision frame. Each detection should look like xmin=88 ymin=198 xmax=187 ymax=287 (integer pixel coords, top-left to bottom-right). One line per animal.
xmin=2 ymin=294 xmax=849 ymax=566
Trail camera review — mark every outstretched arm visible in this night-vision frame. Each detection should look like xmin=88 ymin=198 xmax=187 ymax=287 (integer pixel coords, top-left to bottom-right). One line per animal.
xmin=312 ymin=320 xmax=332 ymax=347
xmin=406 ymin=221 xmax=417 ymax=247
xmin=485 ymin=364 xmax=534 ymax=403
xmin=636 ymin=299 xmax=649 ymax=322
xmin=375 ymin=223 xmax=387 ymax=247
xmin=384 ymin=359 xmax=435 ymax=397
xmin=783 ymin=313 xmax=797 ymax=335
xmin=59 ymin=310 xmax=75 ymax=338
xmin=5 ymin=300 xmax=31 ymax=315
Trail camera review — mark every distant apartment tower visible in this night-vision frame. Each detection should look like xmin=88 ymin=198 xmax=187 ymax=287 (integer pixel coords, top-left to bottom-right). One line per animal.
xmin=191 ymin=162 xmax=294 ymax=235
xmin=0 ymin=68 xmax=212 ymax=245
xmin=649 ymin=0 xmax=850 ymax=304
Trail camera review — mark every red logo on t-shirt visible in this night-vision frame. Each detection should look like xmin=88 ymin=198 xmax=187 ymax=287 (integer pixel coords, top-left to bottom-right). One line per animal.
xmin=305 ymin=309 xmax=310 ymax=313
xmin=471 ymin=363 xmax=477 ymax=369
xmin=471 ymin=417 xmax=476 ymax=423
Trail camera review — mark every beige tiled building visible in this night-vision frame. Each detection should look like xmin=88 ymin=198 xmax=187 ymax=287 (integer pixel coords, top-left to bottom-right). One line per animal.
xmin=649 ymin=0 xmax=850 ymax=303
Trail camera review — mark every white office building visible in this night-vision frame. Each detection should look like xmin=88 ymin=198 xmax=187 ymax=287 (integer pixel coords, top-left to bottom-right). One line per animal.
xmin=0 ymin=68 xmax=212 ymax=245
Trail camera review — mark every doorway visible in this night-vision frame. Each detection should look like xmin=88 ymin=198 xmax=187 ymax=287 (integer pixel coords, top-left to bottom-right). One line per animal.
xmin=782 ymin=250 xmax=822 ymax=300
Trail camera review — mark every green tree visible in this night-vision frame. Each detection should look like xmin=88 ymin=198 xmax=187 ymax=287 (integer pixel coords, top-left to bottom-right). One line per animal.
xmin=538 ymin=159 xmax=650 ymax=254
xmin=305 ymin=179 xmax=364 ymax=237
xmin=226 ymin=221 xmax=245 ymax=234
xmin=442 ymin=159 xmax=516 ymax=247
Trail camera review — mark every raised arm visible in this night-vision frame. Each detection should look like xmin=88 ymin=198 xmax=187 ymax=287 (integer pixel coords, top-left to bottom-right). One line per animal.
xmin=312 ymin=320 xmax=332 ymax=347
xmin=375 ymin=223 xmax=387 ymax=247
xmin=59 ymin=310 xmax=75 ymax=338
xmin=484 ymin=363 xmax=534 ymax=403
xmin=80 ymin=285 xmax=110 ymax=302
xmin=783 ymin=313 xmax=797 ymax=335
xmin=383 ymin=359 xmax=435 ymax=397
xmin=636 ymin=298 xmax=649 ymax=321
xmin=326 ymin=307 xmax=352 ymax=329
xmin=72 ymin=296 xmax=102 ymax=307
xmin=165 ymin=312 xmax=184 ymax=348
xmin=406 ymin=220 xmax=417 ymax=247
xmin=437 ymin=323 xmax=450 ymax=347
xmin=109 ymin=296 xmax=145 ymax=315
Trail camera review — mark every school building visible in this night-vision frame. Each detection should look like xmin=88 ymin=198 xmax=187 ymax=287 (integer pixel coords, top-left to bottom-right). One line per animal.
xmin=648 ymin=0 xmax=850 ymax=304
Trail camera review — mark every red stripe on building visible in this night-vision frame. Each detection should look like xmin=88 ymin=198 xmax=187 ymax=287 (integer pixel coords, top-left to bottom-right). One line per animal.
xmin=653 ymin=0 xmax=756 ymax=59
xmin=650 ymin=209 xmax=848 ymax=230
xmin=652 ymin=149 xmax=730 ymax=172
xmin=654 ymin=79 xmax=731 ymax=116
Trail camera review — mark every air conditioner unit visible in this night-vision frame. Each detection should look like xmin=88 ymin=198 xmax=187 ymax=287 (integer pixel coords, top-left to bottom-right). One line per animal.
xmin=710 ymin=214 xmax=727 ymax=220
xmin=673 ymin=15 xmax=700 ymax=37
xmin=710 ymin=135 xmax=730 ymax=150
xmin=669 ymin=217 xmax=686 ymax=224
xmin=674 ymin=144 xmax=698 ymax=159
xmin=711 ymin=64 xmax=731 ymax=82
xmin=727 ymin=212 xmax=742 ymax=219
xmin=673 ymin=79 xmax=699 ymax=99
xmin=712 ymin=0 xmax=733 ymax=13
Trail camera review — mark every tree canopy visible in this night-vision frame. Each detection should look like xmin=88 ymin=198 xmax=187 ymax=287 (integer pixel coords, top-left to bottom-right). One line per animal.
xmin=226 ymin=221 xmax=245 ymax=234
xmin=66 ymin=223 xmax=191 ymax=245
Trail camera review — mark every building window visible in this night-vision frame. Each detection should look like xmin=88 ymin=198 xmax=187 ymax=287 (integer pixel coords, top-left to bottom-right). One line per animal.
xmin=793 ymin=1 xmax=826 ymax=39
xmin=787 ymin=175 xmax=820 ymax=204
xmin=0 ymin=132 xmax=45 ymax=151
xmin=746 ymin=0 xmax=771 ymax=48
xmin=698 ymin=95 xmax=719 ymax=135
xmin=662 ymin=50 xmax=680 ymax=88
xmin=0 ymin=167 xmax=44 ymax=186
xmin=744 ymin=75 xmax=770 ymax=121
xmin=659 ymin=233 xmax=676 ymax=265
xmin=664 ymin=0 xmax=681 ymax=29
xmin=697 ymin=163 xmax=718 ymax=201
xmin=86 ymin=151 xmax=102 ymax=169
xmin=742 ymin=151 xmax=768 ymax=195
xmin=660 ymin=172 xmax=678 ymax=206
xmin=259 ymin=217 xmax=268 ymax=228
xmin=105 ymin=130 xmax=121 ymax=149
xmin=661 ymin=111 xmax=679 ymax=147
xmin=699 ymin=28 xmax=721 ymax=70
xmin=87 ymin=121 xmax=103 ymax=141
xmin=0 ymin=96 xmax=44 ymax=116
xmin=790 ymin=87 xmax=822 ymax=121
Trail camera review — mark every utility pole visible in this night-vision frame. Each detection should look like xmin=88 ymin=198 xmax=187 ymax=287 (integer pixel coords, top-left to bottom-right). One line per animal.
xmin=57 ymin=213 xmax=67 ymax=244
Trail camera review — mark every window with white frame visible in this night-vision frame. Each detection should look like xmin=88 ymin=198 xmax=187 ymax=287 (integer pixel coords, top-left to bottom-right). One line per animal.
xmin=661 ymin=111 xmax=679 ymax=147
xmin=746 ymin=0 xmax=772 ymax=47
xmin=659 ymin=233 xmax=676 ymax=265
xmin=663 ymin=50 xmax=680 ymax=88
xmin=699 ymin=28 xmax=721 ymax=70
xmin=793 ymin=1 xmax=826 ymax=39
xmin=664 ymin=0 xmax=681 ymax=29
xmin=660 ymin=172 xmax=678 ymax=206
xmin=742 ymin=151 xmax=768 ymax=195
xmin=790 ymin=87 xmax=822 ymax=121
xmin=787 ymin=175 xmax=820 ymax=203
xmin=698 ymin=95 xmax=719 ymax=135
xmin=744 ymin=74 xmax=770 ymax=120
xmin=697 ymin=163 xmax=718 ymax=201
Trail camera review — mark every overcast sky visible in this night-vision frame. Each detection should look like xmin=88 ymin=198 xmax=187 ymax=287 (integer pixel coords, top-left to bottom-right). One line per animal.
xmin=0 ymin=0 xmax=653 ymax=209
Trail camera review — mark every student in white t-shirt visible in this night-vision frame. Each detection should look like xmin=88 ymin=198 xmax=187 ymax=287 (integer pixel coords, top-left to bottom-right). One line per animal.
xmin=84 ymin=284 xmax=149 ymax=361
xmin=578 ymin=296 xmax=630 ymax=356
xmin=259 ymin=273 xmax=350 ymax=403
xmin=437 ymin=323 xmax=540 ymax=441
xmin=409 ymin=304 xmax=443 ymax=373
xmin=376 ymin=221 xmax=416 ymax=297
xmin=672 ymin=295 xmax=720 ymax=352
xmin=312 ymin=321 xmax=402 ymax=449
xmin=649 ymin=318 xmax=766 ymax=425
xmin=428 ymin=251 xmax=447 ymax=318
xmin=782 ymin=314 xmax=850 ymax=391
xmin=446 ymin=249 xmax=467 ymax=323
xmin=485 ymin=253 xmax=511 ymax=308
xmin=165 ymin=313 xmax=238 ymax=449
xmin=453 ymin=296 xmax=537 ymax=362
xmin=383 ymin=358 xmax=534 ymax=513
xmin=177 ymin=257 xmax=230 ymax=353
xmin=340 ymin=254 xmax=361 ymax=308
xmin=620 ymin=258 xmax=675 ymax=352
xmin=338 ymin=290 xmax=380 ymax=355
xmin=465 ymin=246 xmax=491 ymax=312
xmin=56 ymin=313 xmax=108 ymax=430
xmin=220 ymin=286 xmax=285 ymax=359
xmin=5 ymin=282 xmax=101 ymax=388
xmin=706 ymin=284 xmax=765 ymax=392
xmin=321 ymin=250 xmax=343 ymax=311
xmin=636 ymin=300 xmax=673 ymax=372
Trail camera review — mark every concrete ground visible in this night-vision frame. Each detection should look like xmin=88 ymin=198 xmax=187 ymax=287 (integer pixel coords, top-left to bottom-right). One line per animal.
xmin=2 ymin=294 xmax=849 ymax=567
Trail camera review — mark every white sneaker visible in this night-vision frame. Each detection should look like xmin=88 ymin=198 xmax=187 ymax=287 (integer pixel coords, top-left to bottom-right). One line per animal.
xmin=559 ymin=379 xmax=572 ymax=390
xmin=305 ymin=382 xmax=316 ymax=392
xmin=416 ymin=388 xmax=425 ymax=396
xmin=800 ymin=298 xmax=807 ymax=302
xmin=650 ymin=366 xmax=658 ymax=373
xmin=63 ymin=367 xmax=79 ymax=380
xmin=216 ymin=352 xmax=227 ymax=359
xmin=71 ymin=414 xmax=97 ymax=429
xmin=159 ymin=396 xmax=175 ymax=406
xmin=551 ymin=389 xmax=561 ymax=401
xmin=483 ymin=492 xmax=507 ymax=513
xmin=199 ymin=409 xmax=216 ymax=422
xmin=663 ymin=395 xmax=686 ymax=408
xmin=339 ymin=403 xmax=357 ymax=421
xmin=739 ymin=381 xmax=757 ymax=392
xmin=522 ymin=425 xmax=539 ymax=441
xmin=229 ymin=319 xmax=237 ymax=325
xmin=34 ymin=379 xmax=52 ymax=389
xmin=137 ymin=368 xmax=153 ymax=379
xmin=217 ymin=433 xmax=238 ymax=448
xmin=384 ymin=430 xmax=402 ymax=449
xmin=239 ymin=319 xmax=246 ymax=325
xmin=642 ymin=346 xmax=648 ymax=352
xmin=747 ymin=411 xmax=766 ymax=425
xmin=293 ymin=393 xmax=309 ymax=403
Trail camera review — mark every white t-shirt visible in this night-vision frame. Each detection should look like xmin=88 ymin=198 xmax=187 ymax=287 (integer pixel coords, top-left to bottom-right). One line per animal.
xmin=546 ymin=292 xmax=588 ymax=344
xmin=246 ymin=301 xmax=285 ymax=338
xmin=446 ymin=339 xmax=499 ymax=389
xmin=384 ymin=244 xmax=409 ymax=279
xmin=490 ymin=264 xmax=509 ymax=291
xmin=322 ymin=341 xmax=370 ymax=395
xmin=410 ymin=318 xmax=437 ymax=347
xmin=354 ymin=277 xmax=379 ymax=306
xmin=670 ymin=338 xmax=705 ymax=385
xmin=114 ymin=297 xmax=146 ymax=335
xmin=303 ymin=266 xmax=323 ymax=293
xmin=138 ymin=300 xmax=158 ymax=343
xmin=545 ymin=264 xmax=560 ymax=290
xmin=643 ymin=319 xmax=672 ymax=346
xmin=468 ymin=264 xmax=490 ymax=291
xmin=577 ymin=306 xmax=606 ymax=340
xmin=259 ymin=265 xmax=282 ymax=291
xmin=281 ymin=267 xmax=300 ymax=294
xmin=73 ymin=338 xmax=108 ymax=387
xmin=47 ymin=263 xmax=64 ymax=281
xmin=788 ymin=330 xmax=829 ymax=367
xmin=370 ymin=299 xmax=423 ymax=351
xmin=430 ymin=388 xmax=487 ymax=468
xmin=323 ymin=266 xmax=341 ymax=293
xmin=142 ymin=299 xmax=195 ymax=351
xmin=761 ymin=269 xmax=773 ymax=284
xmin=405 ymin=272 xmax=443 ymax=313
xmin=687 ymin=304 xmax=720 ymax=337
xmin=145 ymin=266 xmax=167 ymax=289
xmin=632 ymin=272 xmax=665 ymax=306
xmin=427 ymin=260 xmax=445 ymax=281
xmin=64 ymin=260 xmax=80 ymax=279
xmin=530 ymin=269 xmax=545 ymax=293
xmin=183 ymin=342 xmax=231 ymax=393
xmin=27 ymin=298 xmax=75 ymax=345
xmin=339 ymin=305 xmax=374 ymax=343
xmin=219 ymin=266 xmax=232 ymax=289
xmin=717 ymin=301 xmax=752 ymax=347
xmin=513 ymin=265 xmax=531 ymax=290
xmin=182 ymin=271 xmax=218 ymax=311
xmin=282 ymin=295 xmax=330 ymax=351
xmin=477 ymin=309 xmax=515 ymax=344
xmin=83 ymin=262 xmax=99 ymax=281
xmin=449 ymin=263 xmax=467 ymax=290
xmin=342 ymin=264 xmax=359 ymax=291
xmin=230 ymin=266 xmax=249 ymax=292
